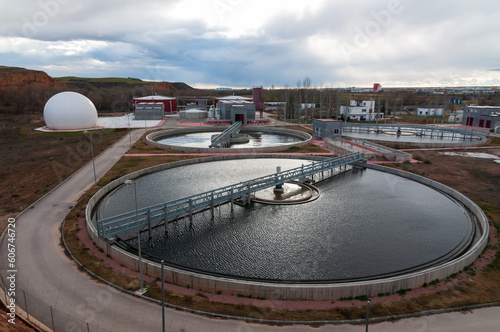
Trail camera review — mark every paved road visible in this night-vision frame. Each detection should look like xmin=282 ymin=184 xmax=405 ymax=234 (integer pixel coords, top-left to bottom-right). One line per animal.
xmin=1 ymin=127 xmax=499 ymax=331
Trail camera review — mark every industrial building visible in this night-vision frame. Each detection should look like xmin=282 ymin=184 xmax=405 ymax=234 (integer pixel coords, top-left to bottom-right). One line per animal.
xmin=448 ymin=110 xmax=464 ymax=123
xmin=462 ymin=106 xmax=500 ymax=129
xmin=313 ymin=119 xmax=342 ymax=139
xmin=209 ymin=93 xmax=261 ymax=125
xmin=373 ymin=83 xmax=383 ymax=92
xmin=214 ymin=95 xmax=252 ymax=108
xmin=340 ymin=100 xmax=383 ymax=121
xmin=133 ymin=95 xmax=177 ymax=116
xmin=417 ymin=108 xmax=444 ymax=116
xmin=217 ymin=100 xmax=256 ymax=125
xmin=134 ymin=102 xmax=165 ymax=120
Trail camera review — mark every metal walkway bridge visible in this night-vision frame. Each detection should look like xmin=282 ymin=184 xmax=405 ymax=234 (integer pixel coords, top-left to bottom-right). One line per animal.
xmin=343 ymin=123 xmax=489 ymax=139
xmin=209 ymin=121 xmax=242 ymax=148
xmin=96 ymin=152 xmax=365 ymax=240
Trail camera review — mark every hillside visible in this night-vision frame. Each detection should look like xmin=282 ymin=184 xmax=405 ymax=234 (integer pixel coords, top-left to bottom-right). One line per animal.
xmin=0 ymin=66 xmax=194 ymax=92
xmin=55 ymin=76 xmax=194 ymax=91
xmin=0 ymin=66 xmax=65 ymax=90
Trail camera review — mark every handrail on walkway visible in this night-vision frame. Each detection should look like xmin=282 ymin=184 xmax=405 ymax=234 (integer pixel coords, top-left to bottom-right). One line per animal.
xmin=343 ymin=123 xmax=489 ymax=138
xmin=210 ymin=121 xmax=242 ymax=148
xmin=96 ymin=152 xmax=365 ymax=239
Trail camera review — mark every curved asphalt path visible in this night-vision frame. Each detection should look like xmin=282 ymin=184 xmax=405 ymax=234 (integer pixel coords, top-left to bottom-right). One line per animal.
xmin=1 ymin=126 xmax=499 ymax=331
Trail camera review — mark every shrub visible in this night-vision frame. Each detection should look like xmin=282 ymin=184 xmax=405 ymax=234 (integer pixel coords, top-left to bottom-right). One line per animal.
xmin=397 ymin=288 xmax=411 ymax=296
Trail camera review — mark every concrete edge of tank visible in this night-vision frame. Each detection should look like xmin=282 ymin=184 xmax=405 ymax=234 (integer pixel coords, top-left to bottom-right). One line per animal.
xmin=85 ymin=156 xmax=489 ymax=301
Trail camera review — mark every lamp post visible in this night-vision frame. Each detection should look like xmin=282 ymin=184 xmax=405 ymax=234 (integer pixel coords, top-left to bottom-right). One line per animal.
xmin=127 ymin=113 xmax=132 ymax=148
xmin=366 ymin=300 xmax=370 ymax=332
xmin=161 ymin=259 xmax=165 ymax=332
xmin=125 ymin=179 xmax=146 ymax=292
xmin=84 ymin=130 xmax=97 ymax=186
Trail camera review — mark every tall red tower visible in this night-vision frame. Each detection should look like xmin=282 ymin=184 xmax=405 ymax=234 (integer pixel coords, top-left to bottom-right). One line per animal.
xmin=253 ymin=87 xmax=264 ymax=118
xmin=373 ymin=83 xmax=382 ymax=92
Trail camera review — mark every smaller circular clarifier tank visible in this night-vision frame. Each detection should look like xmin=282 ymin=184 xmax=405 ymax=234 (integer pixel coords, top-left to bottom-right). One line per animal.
xmin=44 ymin=91 xmax=98 ymax=130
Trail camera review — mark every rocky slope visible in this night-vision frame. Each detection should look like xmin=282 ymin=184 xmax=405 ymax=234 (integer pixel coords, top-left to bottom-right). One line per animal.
xmin=0 ymin=66 xmax=65 ymax=90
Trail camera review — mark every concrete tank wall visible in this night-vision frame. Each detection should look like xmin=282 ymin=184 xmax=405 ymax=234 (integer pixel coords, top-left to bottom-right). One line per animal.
xmin=179 ymin=110 xmax=207 ymax=120
xmin=85 ymin=156 xmax=489 ymax=301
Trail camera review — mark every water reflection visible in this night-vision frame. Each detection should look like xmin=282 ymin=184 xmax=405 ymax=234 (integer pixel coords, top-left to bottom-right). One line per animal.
xmin=99 ymin=159 xmax=475 ymax=281
xmin=156 ymin=131 xmax=302 ymax=148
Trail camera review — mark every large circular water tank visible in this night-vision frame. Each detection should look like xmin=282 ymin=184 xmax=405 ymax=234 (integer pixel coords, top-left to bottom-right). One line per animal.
xmin=44 ymin=92 xmax=98 ymax=130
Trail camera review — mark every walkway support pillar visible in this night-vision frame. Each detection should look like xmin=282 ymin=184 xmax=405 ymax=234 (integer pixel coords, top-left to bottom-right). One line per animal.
xmin=163 ymin=206 xmax=168 ymax=235
xmin=247 ymin=183 xmax=251 ymax=205
xmin=211 ymin=192 xmax=215 ymax=218
xmin=189 ymin=199 xmax=193 ymax=223
xmin=147 ymin=210 xmax=152 ymax=240
xmin=230 ymin=188 xmax=234 ymax=211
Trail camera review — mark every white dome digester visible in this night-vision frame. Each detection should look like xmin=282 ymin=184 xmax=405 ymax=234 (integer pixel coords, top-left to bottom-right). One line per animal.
xmin=43 ymin=91 xmax=98 ymax=130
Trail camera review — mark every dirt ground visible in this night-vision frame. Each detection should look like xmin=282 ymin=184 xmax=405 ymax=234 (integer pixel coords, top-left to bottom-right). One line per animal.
xmin=0 ymin=113 xmax=125 ymax=223
xmin=399 ymin=148 xmax=500 ymax=208
xmin=0 ymin=114 xmax=125 ymax=332
xmin=0 ymin=299 xmax=41 ymax=332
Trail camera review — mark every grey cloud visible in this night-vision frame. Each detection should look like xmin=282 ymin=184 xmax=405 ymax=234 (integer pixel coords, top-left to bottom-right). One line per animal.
xmin=1 ymin=0 xmax=500 ymax=87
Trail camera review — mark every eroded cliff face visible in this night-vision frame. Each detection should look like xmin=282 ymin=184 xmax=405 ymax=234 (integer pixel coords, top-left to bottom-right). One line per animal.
xmin=146 ymin=81 xmax=174 ymax=92
xmin=0 ymin=66 xmax=65 ymax=90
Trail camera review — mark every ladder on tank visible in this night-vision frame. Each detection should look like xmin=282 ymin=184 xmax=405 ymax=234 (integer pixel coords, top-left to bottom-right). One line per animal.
xmin=209 ymin=121 xmax=242 ymax=148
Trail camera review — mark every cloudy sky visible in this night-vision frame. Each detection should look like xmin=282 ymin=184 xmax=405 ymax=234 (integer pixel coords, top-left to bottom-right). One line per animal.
xmin=1 ymin=0 xmax=500 ymax=88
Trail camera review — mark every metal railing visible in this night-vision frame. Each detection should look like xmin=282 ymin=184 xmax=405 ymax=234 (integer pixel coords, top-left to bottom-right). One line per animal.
xmin=209 ymin=121 xmax=242 ymax=147
xmin=343 ymin=123 xmax=489 ymax=139
xmin=96 ymin=153 xmax=365 ymax=239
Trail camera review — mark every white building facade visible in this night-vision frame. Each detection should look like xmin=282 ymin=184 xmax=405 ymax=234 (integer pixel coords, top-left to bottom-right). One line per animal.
xmin=340 ymin=100 xmax=383 ymax=121
xmin=417 ymin=108 xmax=444 ymax=116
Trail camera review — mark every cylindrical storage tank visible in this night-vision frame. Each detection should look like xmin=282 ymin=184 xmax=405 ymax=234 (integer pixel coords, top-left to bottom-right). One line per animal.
xmin=208 ymin=105 xmax=214 ymax=119
xmin=179 ymin=109 xmax=207 ymax=120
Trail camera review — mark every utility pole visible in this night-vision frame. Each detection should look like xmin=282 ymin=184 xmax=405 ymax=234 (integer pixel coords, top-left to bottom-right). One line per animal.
xmin=336 ymin=87 xmax=341 ymax=120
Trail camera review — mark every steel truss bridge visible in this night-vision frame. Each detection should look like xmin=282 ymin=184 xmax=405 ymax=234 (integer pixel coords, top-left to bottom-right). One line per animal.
xmin=209 ymin=121 xmax=242 ymax=148
xmin=343 ymin=123 xmax=489 ymax=140
xmin=96 ymin=152 xmax=365 ymax=240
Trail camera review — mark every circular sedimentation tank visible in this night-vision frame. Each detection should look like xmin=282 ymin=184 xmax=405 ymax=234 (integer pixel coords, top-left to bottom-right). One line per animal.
xmin=86 ymin=156 xmax=488 ymax=300
xmin=342 ymin=124 xmax=488 ymax=147
xmin=146 ymin=127 xmax=312 ymax=152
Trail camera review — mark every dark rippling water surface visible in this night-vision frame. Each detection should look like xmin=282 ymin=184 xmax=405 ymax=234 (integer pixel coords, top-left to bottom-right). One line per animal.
xmin=98 ymin=159 xmax=475 ymax=281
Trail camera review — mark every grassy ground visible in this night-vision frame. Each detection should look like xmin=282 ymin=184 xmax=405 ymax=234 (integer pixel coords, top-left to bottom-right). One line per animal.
xmin=487 ymin=136 xmax=500 ymax=146
xmin=55 ymin=76 xmax=147 ymax=84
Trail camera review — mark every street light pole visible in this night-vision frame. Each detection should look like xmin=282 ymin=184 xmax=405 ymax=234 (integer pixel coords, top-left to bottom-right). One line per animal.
xmin=161 ymin=259 xmax=165 ymax=332
xmin=366 ymin=300 xmax=370 ymax=332
xmin=125 ymin=179 xmax=145 ymax=292
xmin=127 ymin=113 xmax=132 ymax=148
xmin=85 ymin=130 xmax=97 ymax=186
